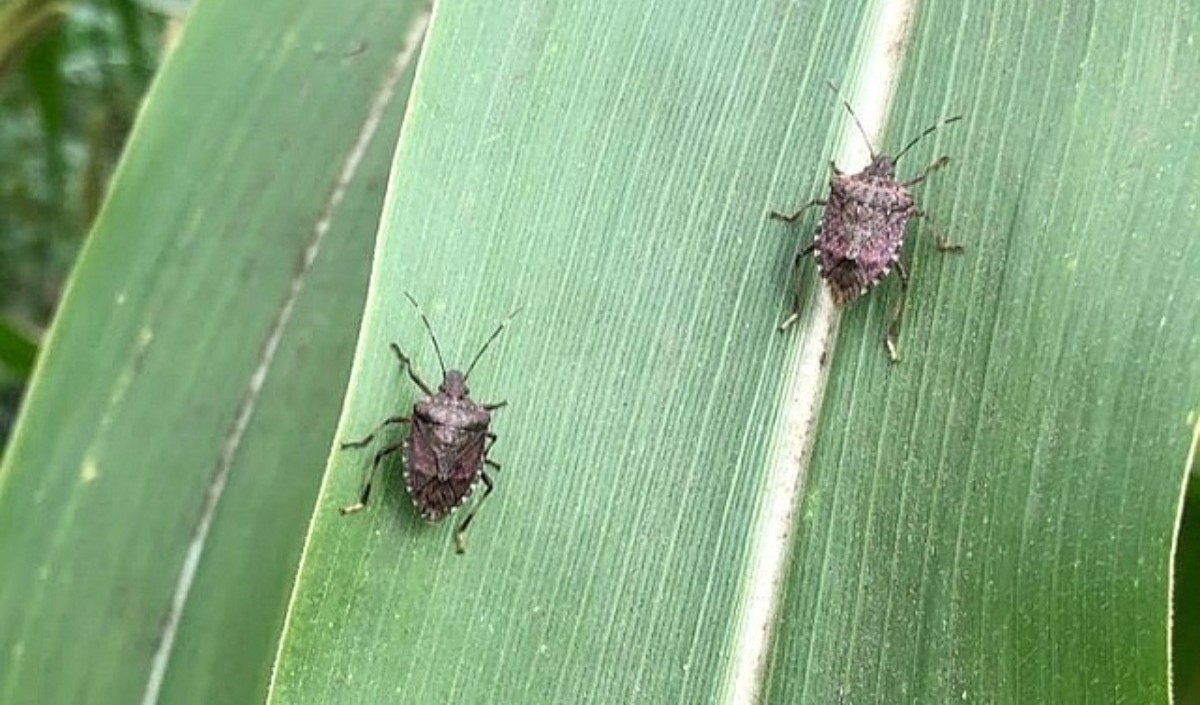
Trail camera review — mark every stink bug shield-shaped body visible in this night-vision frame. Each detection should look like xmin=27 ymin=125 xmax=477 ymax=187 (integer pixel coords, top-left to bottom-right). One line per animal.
xmin=340 ymin=293 xmax=520 ymax=554
xmin=772 ymin=84 xmax=963 ymax=361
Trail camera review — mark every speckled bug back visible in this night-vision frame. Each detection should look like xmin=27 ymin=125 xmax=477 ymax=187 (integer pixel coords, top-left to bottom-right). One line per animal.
xmin=403 ymin=372 xmax=494 ymax=522
xmin=815 ymin=156 xmax=915 ymax=306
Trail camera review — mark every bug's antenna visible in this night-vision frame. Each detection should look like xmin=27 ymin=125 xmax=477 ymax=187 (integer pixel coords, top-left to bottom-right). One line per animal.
xmin=464 ymin=304 xmax=525 ymax=380
xmin=893 ymin=115 xmax=963 ymax=163
xmin=825 ymin=80 xmax=876 ymax=158
xmin=403 ymin=292 xmax=447 ymax=378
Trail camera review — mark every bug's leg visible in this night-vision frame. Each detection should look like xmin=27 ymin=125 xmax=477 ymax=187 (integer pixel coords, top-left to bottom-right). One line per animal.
xmin=483 ymin=432 xmax=498 ymax=453
xmin=340 ymin=439 xmax=406 ymax=515
xmin=910 ymin=209 xmax=963 ymax=252
xmin=885 ymin=261 xmax=910 ymax=363
xmin=778 ymin=241 xmax=818 ymax=331
xmin=827 ymin=160 xmax=842 ymax=177
xmin=390 ymin=343 xmax=435 ymax=397
xmin=903 ymin=156 xmax=950 ymax=188
xmin=454 ymin=467 xmax=497 ymax=554
xmin=340 ymin=415 xmax=410 ymax=449
xmin=482 ymin=400 xmax=508 ymax=412
xmin=769 ymin=199 xmax=826 ymax=224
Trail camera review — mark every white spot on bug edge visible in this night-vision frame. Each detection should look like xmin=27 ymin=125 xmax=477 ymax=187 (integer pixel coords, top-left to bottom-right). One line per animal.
xmin=80 ymin=455 xmax=100 ymax=484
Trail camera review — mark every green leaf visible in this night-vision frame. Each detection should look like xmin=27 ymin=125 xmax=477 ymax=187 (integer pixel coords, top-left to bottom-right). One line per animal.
xmin=0 ymin=2 xmax=426 ymax=703
xmin=271 ymin=0 xmax=1196 ymax=703
xmin=762 ymin=3 xmax=1198 ymax=702
xmin=4 ymin=0 xmax=1194 ymax=703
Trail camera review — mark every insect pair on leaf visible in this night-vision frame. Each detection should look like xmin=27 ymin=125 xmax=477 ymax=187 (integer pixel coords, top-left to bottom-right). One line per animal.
xmin=341 ymin=85 xmax=964 ymax=552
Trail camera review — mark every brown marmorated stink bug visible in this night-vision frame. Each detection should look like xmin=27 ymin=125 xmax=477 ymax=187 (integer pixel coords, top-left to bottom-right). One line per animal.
xmin=772 ymin=84 xmax=963 ymax=362
xmin=339 ymin=293 xmax=521 ymax=554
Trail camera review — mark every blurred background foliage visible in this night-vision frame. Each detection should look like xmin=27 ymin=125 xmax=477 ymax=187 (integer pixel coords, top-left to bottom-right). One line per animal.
xmin=0 ymin=0 xmax=167 ymax=443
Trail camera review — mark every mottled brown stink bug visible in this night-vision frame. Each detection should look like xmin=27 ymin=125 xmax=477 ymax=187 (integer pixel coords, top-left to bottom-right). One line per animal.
xmin=772 ymin=84 xmax=963 ymax=362
xmin=340 ymin=293 xmax=520 ymax=554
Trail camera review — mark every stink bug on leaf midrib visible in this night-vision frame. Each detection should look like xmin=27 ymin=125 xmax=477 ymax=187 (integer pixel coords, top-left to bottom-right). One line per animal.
xmin=339 ymin=293 xmax=521 ymax=554
xmin=772 ymin=82 xmax=964 ymax=362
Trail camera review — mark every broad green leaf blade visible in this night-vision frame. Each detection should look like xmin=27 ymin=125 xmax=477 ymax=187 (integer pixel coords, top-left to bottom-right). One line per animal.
xmin=0 ymin=3 xmax=426 ymax=704
xmin=763 ymin=1 xmax=1199 ymax=702
xmin=272 ymin=0 xmax=1196 ymax=703
xmin=271 ymin=1 xmax=873 ymax=702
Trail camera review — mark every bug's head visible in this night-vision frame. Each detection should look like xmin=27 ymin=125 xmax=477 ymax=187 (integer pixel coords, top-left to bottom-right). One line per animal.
xmin=863 ymin=154 xmax=896 ymax=178
xmin=440 ymin=370 xmax=469 ymax=400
